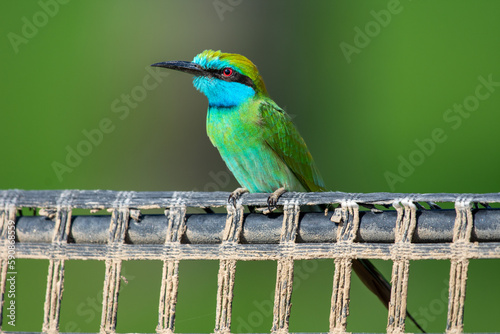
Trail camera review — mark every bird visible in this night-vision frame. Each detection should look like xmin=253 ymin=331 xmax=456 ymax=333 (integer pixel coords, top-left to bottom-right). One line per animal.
xmin=152 ymin=50 xmax=424 ymax=332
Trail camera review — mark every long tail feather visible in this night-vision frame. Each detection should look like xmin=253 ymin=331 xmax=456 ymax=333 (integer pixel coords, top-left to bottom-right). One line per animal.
xmin=352 ymin=259 xmax=426 ymax=333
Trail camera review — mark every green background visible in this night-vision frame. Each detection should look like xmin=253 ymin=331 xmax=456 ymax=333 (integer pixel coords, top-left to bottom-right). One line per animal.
xmin=1 ymin=0 xmax=500 ymax=332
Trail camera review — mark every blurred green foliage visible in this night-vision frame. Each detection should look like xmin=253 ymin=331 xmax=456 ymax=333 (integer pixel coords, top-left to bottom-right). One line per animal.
xmin=1 ymin=0 xmax=499 ymax=332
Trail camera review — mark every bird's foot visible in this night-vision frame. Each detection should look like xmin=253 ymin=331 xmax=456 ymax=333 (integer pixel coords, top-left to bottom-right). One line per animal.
xmin=228 ymin=187 xmax=248 ymax=207
xmin=266 ymin=187 xmax=287 ymax=213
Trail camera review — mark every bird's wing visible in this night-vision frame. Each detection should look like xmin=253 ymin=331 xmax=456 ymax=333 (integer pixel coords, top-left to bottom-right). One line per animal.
xmin=258 ymin=99 xmax=326 ymax=192
xmin=259 ymin=100 xmax=424 ymax=332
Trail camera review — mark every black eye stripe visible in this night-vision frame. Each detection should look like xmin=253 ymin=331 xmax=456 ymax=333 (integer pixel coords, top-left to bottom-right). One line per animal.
xmin=225 ymin=72 xmax=255 ymax=88
xmin=204 ymin=68 xmax=255 ymax=89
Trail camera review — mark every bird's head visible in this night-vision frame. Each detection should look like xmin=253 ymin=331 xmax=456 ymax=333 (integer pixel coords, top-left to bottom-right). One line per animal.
xmin=152 ymin=50 xmax=268 ymax=108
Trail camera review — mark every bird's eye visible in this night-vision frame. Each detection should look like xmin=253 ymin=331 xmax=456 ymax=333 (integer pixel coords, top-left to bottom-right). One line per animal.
xmin=222 ymin=68 xmax=233 ymax=77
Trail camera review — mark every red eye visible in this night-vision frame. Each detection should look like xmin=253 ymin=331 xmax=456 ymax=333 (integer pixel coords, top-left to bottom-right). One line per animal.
xmin=222 ymin=68 xmax=233 ymax=76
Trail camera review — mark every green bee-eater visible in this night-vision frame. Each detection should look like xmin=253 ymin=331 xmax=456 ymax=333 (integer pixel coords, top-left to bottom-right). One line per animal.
xmin=152 ymin=50 xmax=424 ymax=332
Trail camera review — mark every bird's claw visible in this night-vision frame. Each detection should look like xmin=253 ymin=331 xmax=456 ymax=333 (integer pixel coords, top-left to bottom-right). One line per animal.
xmin=228 ymin=187 xmax=248 ymax=207
xmin=266 ymin=187 xmax=287 ymax=213
xmin=267 ymin=197 xmax=277 ymax=212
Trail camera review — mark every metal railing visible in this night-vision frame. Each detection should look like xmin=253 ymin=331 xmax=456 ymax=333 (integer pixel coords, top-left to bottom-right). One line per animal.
xmin=1 ymin=189 xmax=500 ymax=334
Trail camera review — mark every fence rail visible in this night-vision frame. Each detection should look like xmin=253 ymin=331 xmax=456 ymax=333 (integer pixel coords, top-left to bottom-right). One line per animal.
xmin=1 ymin=189 xmax=500 ymax=334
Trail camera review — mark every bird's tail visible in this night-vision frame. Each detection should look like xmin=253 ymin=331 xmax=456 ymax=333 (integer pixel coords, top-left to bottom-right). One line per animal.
xmin=296 ymin=204 xmax=425 ymax=331
xmin=352 ymin=258 xmax=426 ymax=333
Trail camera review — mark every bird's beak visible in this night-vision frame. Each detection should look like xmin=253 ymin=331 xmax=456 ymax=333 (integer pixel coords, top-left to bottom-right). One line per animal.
xmin=151 ymin=61 xmax=204 ymax=76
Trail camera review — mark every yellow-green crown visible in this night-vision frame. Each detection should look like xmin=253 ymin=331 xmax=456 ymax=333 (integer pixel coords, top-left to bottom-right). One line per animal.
xmin=193 ymin=50 xmax=268 ymax=95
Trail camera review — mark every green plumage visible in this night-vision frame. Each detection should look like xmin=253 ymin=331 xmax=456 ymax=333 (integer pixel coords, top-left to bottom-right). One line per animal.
xmin=152 ymin=50 xmax=425 ymax=333
xmin=186 ymin=50 xmax=325 ymax=193
xmin=206 ymin=96 xmax=325 ymax=193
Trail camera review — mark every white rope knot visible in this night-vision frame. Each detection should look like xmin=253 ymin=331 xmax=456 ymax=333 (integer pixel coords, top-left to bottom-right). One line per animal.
xmin=334 ymin=199 xmax=360 ymax=243
xmin=281 ymin=202 xmax=300 ymax=244
xmin=393 ymin=197 xmax=417 ymax=244
xmin=453 ymin=198 xmax=473 ymax=244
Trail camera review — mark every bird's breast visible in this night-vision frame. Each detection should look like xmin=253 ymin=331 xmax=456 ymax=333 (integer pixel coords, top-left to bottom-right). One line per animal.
xmin=206 ymin=102 xmax=261 ymax=148
xmin=206 ymin=104 xmax=306 ymax=193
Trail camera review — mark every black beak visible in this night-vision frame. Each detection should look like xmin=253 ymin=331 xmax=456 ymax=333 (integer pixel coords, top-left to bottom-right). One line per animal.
xmin=151 ymin=61 xmax=204 ymax=76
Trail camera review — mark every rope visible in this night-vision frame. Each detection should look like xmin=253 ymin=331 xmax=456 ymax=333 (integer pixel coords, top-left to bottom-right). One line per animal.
xmin=330 ymin=199 xmax=360 ymax=333
xmin=42 ymin=190 xmax=75 ymax=334
xmin=157 ymin=204 xmax=187 ymax=334
xmin=214 ymin=200 xmax=244 ymax=333
xmin=271 ymin=202 xmax=300 ymax=333
xmin=12 ymin=241 xmax=500 ymax=261
xmin=447 ymin=198 xmax=473 ymax=334
xmin=100 ymin=191 xmax=134 ymax=334
xmin=387 ymin=199 xmax=417 ymax=334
